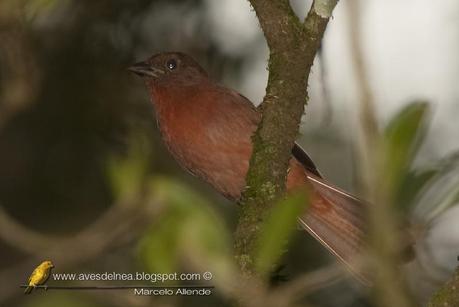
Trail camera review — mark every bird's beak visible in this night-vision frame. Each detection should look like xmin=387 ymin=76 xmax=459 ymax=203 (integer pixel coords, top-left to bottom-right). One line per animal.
xmin=128 ymin=61 xmax=164 ymax=78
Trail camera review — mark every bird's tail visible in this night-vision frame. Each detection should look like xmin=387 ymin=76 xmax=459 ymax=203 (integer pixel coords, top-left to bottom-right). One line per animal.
xmin=24 ymin=286 xmax=33 ymax=294
xmin=299 ymin=174 xmax=369 ymax=284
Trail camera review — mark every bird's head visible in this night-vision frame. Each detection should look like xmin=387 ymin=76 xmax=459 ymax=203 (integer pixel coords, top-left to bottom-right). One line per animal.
xmin=40 ymin=260 xmax=54 ymax=269
xmin=129 ymin=52 xmax=209 ymax=89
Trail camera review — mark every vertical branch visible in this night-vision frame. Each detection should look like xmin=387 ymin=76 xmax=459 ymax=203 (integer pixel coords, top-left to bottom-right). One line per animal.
xmin=347 ymin=2 xmax=413 ymax=307
xmin=346 ymin=0 xmax=378 ymax=194
xmin=234 ymin=0 xmax=338 ymax=277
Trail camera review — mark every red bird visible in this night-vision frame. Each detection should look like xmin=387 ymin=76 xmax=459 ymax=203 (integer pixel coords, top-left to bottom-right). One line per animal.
xmin=130 ymin=52 xmax=366 ymax=278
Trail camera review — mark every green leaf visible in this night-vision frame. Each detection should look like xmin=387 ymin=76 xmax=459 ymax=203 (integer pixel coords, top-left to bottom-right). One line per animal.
xmin=395 ymin=167 xmax=438 ymax=213
xmin=412 ymin=152 xmax=459 ymax=223
xmin=137 ymin=210 xmax=182 ymax=274
xmin=382 ymin=101 xmax=430 ymax=196
xmin=106 ymin=134 xmax=151 ymax=200
xmin=254 ymin=190 xmax=309 ymax=275
xmin=180 ymin=208 xmax=235 ymax=283
xmin=138 ymin=178 xmax=233 ymax=280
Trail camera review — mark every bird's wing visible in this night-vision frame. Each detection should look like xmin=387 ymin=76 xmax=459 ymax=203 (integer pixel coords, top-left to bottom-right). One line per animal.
xmin=227 ymin=92 xmax=324 ymax=179
xmin=234 ymin=96 xmax=321 ymax=178
xmin=231 ymin=91 xmax=259 ymax=114
xmin=292 ymin=143 xmax=322 ymax=178
xmin=28 ymin=267 xmax=40 ymax=284
xmin=41 ymin=269 xmax=52 ymax=284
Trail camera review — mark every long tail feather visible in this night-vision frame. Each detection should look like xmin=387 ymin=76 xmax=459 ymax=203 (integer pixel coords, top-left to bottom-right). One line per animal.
xmin=300 ymin=174 xmax=369 ymax=284
xmin=24 ymin=286 xmax=33 ymax=294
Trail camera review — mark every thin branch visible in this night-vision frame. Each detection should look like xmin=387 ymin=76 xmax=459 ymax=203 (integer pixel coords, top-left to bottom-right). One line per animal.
xmin=0 ymin=207 xmax=60 ymax=253
xmin=346 ymin=0 xmax=378 ymax=195
xmin=346 ymin=1 xmax=414 ymax=307
xmin=0 ymin=196 xmax=163 ymax=303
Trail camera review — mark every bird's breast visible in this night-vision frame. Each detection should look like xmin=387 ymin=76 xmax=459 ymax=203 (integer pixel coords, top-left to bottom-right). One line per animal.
xmin=153 ymin=91 xmax=255 ymax=199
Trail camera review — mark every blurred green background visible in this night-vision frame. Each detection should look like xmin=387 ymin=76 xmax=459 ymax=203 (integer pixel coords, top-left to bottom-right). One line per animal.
xmin=0 ymin=0 xmax=458 ymax=306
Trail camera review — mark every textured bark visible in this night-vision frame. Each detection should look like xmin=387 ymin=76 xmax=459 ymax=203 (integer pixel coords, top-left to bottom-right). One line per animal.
xmin=234 ymin=0 xmax=338 ymax=276
xmin=428 ymin=266 xmax=459 ymax=307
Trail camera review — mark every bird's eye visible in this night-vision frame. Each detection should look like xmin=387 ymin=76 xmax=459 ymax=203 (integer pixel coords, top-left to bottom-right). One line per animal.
xmin=166 ymin=59 xmax=177 ymax=71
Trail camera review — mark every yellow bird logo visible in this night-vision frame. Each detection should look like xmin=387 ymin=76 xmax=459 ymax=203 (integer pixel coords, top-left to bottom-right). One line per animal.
xmin=24 ymin=260 xmax=54 ymax=294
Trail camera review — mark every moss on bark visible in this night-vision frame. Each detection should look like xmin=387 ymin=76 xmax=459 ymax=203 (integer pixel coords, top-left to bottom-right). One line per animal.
xmin=428 ymin=267 xmax=459 ymax=307
xmin=234 ymin=0 xmax=336 ymax=277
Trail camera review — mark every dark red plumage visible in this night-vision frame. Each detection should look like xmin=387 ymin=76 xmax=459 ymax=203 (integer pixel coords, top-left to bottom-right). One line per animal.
xmin=130 ymin=52 xmax=367 ymax=281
